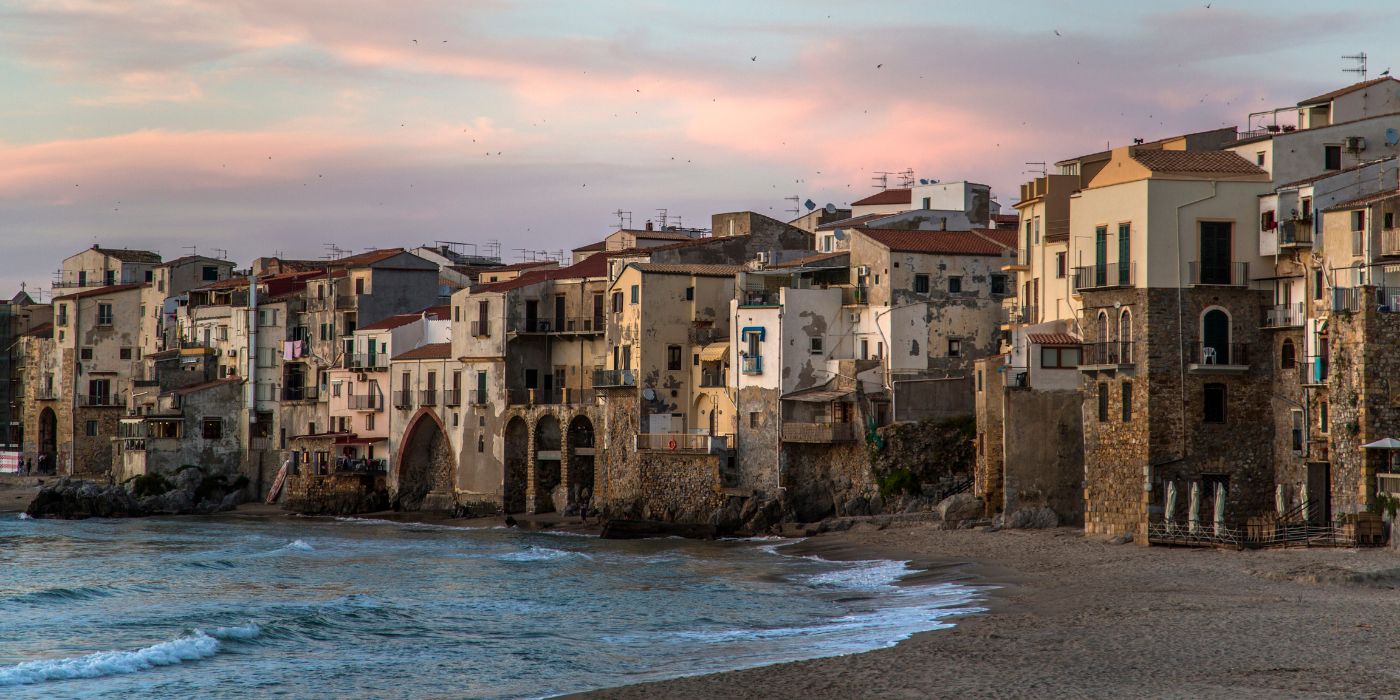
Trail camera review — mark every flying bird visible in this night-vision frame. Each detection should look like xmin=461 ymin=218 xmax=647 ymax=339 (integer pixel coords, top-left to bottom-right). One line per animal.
xmin=1053 ymin=29 xmax=1061 ymax=36
xmin=750 ymin=56 xmax=757 ymax=62
xmin=876 ymin=63 xmax=883 ymax=69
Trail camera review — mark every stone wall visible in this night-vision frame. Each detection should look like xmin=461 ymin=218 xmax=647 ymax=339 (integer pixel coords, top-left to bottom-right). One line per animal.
xmin=974 ymin=356 xmax=1006 ymax=515
xmin=1326 ymin=303 xmax=1400 ymax=515
xmin=634 ymin=453 xmax=726 ymax=522
xmin=283 ymin=473 xmax=387 ymax=515
xmin=1002 ymin=387 xmax=1084 ymax=523
xmin=781 ymin=441 xmax=874 ymax=522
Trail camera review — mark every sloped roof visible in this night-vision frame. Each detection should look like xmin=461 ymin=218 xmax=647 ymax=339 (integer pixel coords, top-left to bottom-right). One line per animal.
xmin=631 ymin=263 xmax=745 ymax=277
xmin=392 ymin=342 xmax=452 ymax=361
xmin=815 ymin=212 xmax=888 ymax=231
xmin=166 ymin=377 xmax=242 ymax=396
xmin=1325 ymin=189 xmax=1400 ymax=211
xmin=1027 ymin=332 xmax=1081 ymax=346
xmin=850 ymin=188 xmax=912 ymax=207
xmin=52 ymin=283 xmax=145 ymax=301
xmin=470 ymin=250 xmax=617 ymax=294
xmin=572 ymin=240 xmax=607 ymax=252
xmin=489 ymin=260 xmax=558 ymax=272
xmin=94 ymin=247 xmax=162 ymax=264
xmin=358 ymin=304 xmax=450 ymax=331
xmin=859 ymin=228 xmax=1015 ymax=256
xmin=1276 ymin=156 xmax=1397 ymax=189
xmin=164 ymin=255 xmax=232 ymax=268
xmin=332 ymin=248 xmax=406 ymax=267
xmin=768 ymin=251 xmax=849 ymax=269
xmin=1130 ymin=149 xmax=1266 ymax=175
xmin=22 ymin=322 xmax=52 ymax=338
xmin=1298 ymin=77 xmax=1400 ymax=107
xmin=617 ymin=228 xmax=699 ymax=241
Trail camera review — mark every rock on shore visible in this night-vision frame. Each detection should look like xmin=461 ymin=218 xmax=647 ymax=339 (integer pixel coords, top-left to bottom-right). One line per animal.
xmin=24 ymin=467 xmax=248 ymax=519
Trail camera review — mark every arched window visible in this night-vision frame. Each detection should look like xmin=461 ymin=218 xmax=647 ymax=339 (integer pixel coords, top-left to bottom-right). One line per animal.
xmin=1097 ymin=310 xmax=1111 ymax=343
xmin=1200 ymin=307 xmax=1232 ymax=364
xmin=1118 ymin=308 xmax=1133 ymax=363
xmin=1280 ymin=338 xmax=1296 ymax=369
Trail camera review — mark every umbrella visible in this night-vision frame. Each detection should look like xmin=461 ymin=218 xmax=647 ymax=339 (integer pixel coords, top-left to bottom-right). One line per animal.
xmin=1275 ymin=484 xmax=1286 ymax=516
xmin=1164 ymin=481 xmax=1178 ymax=526
xmin=1362 ymin=438 xmax=1400 ymax=450
xmin=1188 ymin=482 xmax=1201 ymax=534
xmin=1301 ymin=482 xmax=1310 ymax=522
xmin=1213 ymin=481 xmax=1227 ymax=535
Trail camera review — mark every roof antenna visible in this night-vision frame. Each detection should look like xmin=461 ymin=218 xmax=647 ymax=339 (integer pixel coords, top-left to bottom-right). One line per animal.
xmin=1343 ymin=52 xmax=1368 ymax=81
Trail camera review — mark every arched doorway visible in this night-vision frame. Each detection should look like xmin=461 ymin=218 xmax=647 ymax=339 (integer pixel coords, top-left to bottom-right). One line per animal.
xmin=395 ymin=412 xmax=452 ymax=511
xmin=38 ymin=408 xmax=57 ymax=474
xmin=503 ymin=417 xmax=529 ymax=513
xmin=567 ymin=416 xmax=595 ymax=513
xmin=1201 ymin=308 xmax=1231 ymax=364
xmin=533 ymin=415 xmax=561 ymax=513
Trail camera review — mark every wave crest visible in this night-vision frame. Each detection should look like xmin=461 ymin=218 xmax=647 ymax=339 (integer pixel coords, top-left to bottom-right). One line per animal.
xmin=0 ymin=625 xmax=258 ymax=686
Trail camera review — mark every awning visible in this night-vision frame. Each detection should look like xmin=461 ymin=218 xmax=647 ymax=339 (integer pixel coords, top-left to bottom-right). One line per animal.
xmin=291 ymin=431 xmax=353 ymax=442
xmin=699 ymin=342 xmax=730 ymax=361
xmin=782 ymin=387 xmax=854 ymax=403
xmin=1363 ymin=438 xmax=1400 ymax=450
xmin=337 ymin=436 xmax=387 ymax=445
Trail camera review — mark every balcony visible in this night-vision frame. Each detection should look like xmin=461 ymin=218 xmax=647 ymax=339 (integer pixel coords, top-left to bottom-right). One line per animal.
xmin=1072 ymin=263 xmax=1135 ymax=292
xmin=393 ymin=390 xmax=413 ymax=409
xmin=470 ymin=320 xmax=490 ymax=337
xmin=781 ymin=422 xmax=856 ymax=443
xmin=347 ymin=353 xmax=387 ymax=371
xmin=592 ymin=369 xmax=636 ymax=387
xmin=1262 ymin=303 xmax=1305 ymax=328
xmin=469 ymin=389 xmax=489 ymax=406
xmin=741 ymin=356 xmax=763 ymax=374
xmin=1333 ymin=286 xmax=1400 ymax=313
xmin=842 ymin=286 xmax=869 ymax=305
xmin=635 ymin=433 xmax=730 ymax=453
xmin=1002 ymin=247 xmax=1030 ymax=271
xmin=1187 ymin=342 xmax=1250 ymax=371
xmin=1187 ymin=261 xmax=1249 ymax=287
xmin=1001 ymin=304 xmax=1037 ymax=326
xmin=282 ymin=386 xmax=319 ymax=401
xmin=77 ymin=393 xmax=126 ymax=407
xmin=699 ymin=371 xmax=726 ymax=388
xmin=348 ymin=394 xmax=382 ymax=411
xmin=739 ymin=289 xmax=782 ymax=307
xmin=35 ymin=388 xmax=57 ymax=401
xmin=443 ymin=389 xmax=461 ymax=407
xmin=1383 ymin=228 xmax=1400 ymax=257
xmin=419 ymin=389 xmax=438 ymax=406
xmin=1278 ymin=220 xmax=1313 ymax=248
xmin=1080 ymin=341 xmax=1134 ymax=369
xmin=1301 ymin=356 xmax=1329 ymax=386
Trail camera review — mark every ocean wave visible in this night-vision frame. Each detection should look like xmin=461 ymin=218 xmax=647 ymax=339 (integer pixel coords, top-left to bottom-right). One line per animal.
xmin=495 ymin=545 xmax=590 ymax=562
xmin=279 ymin=539 xmax=315 ymax=553
xmin=5 ymin=585 xmax=115 ymax=605
xmin=0 ymin=624 xmax=259 ymax=686
xmin=799 ymin=559 xmax=913 ymax=591
xmin=17 ymin=513 xmax=33 ymax=520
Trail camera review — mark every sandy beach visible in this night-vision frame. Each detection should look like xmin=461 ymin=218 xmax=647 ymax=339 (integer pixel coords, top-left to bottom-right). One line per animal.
xmin=579 ymin=524 xmax=1400 ymax=699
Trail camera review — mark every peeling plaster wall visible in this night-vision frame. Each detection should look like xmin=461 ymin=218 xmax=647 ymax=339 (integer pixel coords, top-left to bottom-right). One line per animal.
xmin=54 ymin=287 xmax=145 ymax=476
xmin=114 ymin=381 xmax=244 ymax=483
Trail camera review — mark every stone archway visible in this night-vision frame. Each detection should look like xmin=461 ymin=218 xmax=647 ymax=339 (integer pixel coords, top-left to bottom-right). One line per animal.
xmin=503 ymin=417 xmax=529 ymax=514
xmin=394 ymin=410 xmax=453 ymax=511
xmin=533 ymin=415 xmax=562 ymax=513
xmin=567 ymin=416 xmax=595 ymax=513
xmin=38 ymin=408 xmax=57 ymax=474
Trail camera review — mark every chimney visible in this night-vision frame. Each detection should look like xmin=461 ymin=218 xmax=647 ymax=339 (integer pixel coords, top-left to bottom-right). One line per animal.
xmin=645 ymin=220 xmax=654 ymax=231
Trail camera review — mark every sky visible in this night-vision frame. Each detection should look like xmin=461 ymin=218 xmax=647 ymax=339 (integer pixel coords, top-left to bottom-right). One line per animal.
xmin=1 ymin=0 xmax=1397 ymax=297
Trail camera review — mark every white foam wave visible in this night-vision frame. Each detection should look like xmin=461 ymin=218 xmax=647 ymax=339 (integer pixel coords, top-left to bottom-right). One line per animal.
xmin=17 ymin=513 xmax=33 ymax=520
xmin=496 ymin=545 xmax=589 ymax=562
xmin=0 ymin=625 xmax=259 ymax=686
xmin=800 ymin=559 xmax=913 ymax=591
xmin=280 ymin=539 xmax=314 ymax=552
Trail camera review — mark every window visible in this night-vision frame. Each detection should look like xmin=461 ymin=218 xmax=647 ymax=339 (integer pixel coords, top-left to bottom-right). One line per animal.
xmin=86 ymin=420 xmax=99 ymax=437
xmin=1291 ymin=410 xmax=1304 ymax=451
xmin=144 ymin=270 xmax=153 ymax=282
xmin=57 ymin=304 xmax=68 ymax=326
xmin=1314 ymin=269 xmax=1324 ymax=300
xmin=1040 ymin=346 xmax=1080 ymax=368
xmin=1261 ymin=210 xmax=1276 ymax=231
xmin=97 ymin=303 xmax=113 ymax=326
xmin=876 ymin=341 xmax=883 ymax=358
xmin=524 ymin=369 xmax=538 ymax=389
xmin=1386 ymin=212 xmax=1396 ymax=229
xmin=1055 ymin=252 xmax=1067 ymax=278
xmin=822 ymin=236 xmax=832 ymax=252
xmin=630 ymin=285 xmax=639 ymax=304
xmin=355 ymin=277 xmax=365 ymax=295
xmin=201 ymin=266 xmax=219 ymax=281
xmin=366 ymin=413 xmax=375 ymax=431
xmin=104 ymin=270 xmax=115 ymax=286
xmin=1121 ymin=381 xmax=1132 ymax=422
xmin=202 ymin=418 xmax=222 ymax=440
xmin=810 ymin=337 xmax=823 ymax=355
xmin=991 ymin=274 xmax=1007 ymax=296
xmin=948 ymin=338 xmax=961 ymax=357
xmin=1203 ymin=383 xmax=1227 ymax=423
xmin=80 ymin=348 xmax=93 ymax=360
xmin=921 ymin=196 xmax=932 ymax=209
xmin=1255 ymin=151 xmax=1265 ymax=166
xmin=914 ymin=274 xmax=930 ymax=294
xmin=1280 ymin=339 xmax=1296 ymax=369
xmin=218 ymin=325 xmax=228 ymax=341
xmin=667 ymin=345 xmax=682 ymax=371
xmin=685 ymin=286 xmax=694 ymax=301
xmin=1324 ymin=144 xmax=1342 ymax=170
xmin=120 ymin=348 xmax=132 ymax=360
xmin=611 ymin=292 xmax=623 ymax=313
xmin=1097 ymin=383 xmax=1109 ymax=422
xmin=749 ymin=412 xmax=759 ymax=428
xmin=1319 ymin=401 xmax=1329 ymax=433
xmin=454 ymin=306 xmax=461 ymax=323
xmin=948 ymin=276 xmax=962 ymax=294
xmin=976 ymin=370 xmax=983 ymax=392
xmin=1352 ymin=210 xmax=1366 ymax=232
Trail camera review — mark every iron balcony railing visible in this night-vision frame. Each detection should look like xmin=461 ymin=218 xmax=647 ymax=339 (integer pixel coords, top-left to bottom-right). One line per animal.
xmin=741 ymin=356 xmax=763 ymax=374
xmin=348 ymin=394 xmax=381 ymax=411
xmin=739 ymin=289 xmax=782 ymax=307
xmin=1333 ymin=286 xmax=1400 ymax=313
xmin=592 ymin=369 xmax=636 ymax=387
xmin=781 ymin=422 xmax=856 ymax=443
xmin=282 ymin=386 xmax=319 ymax=401
xmin=1300 ymin=355 xmax=1329 ymax=385
xmin=419 ymin=389 xmax=438 ymax=406
xmin=443 ymin=389 xmax=461 ymax=407
xmin=77 ymin=393 xmax=126 ymax=407
xmin=1187 ymin=342 xmax=1250 ymax=367
xmin=1383 ymin=228 xmax=1400 ymax=257
xmin=1278 ymin=220 xmax=1313 ymax=247
xmin=1081 ymin=341 xmax=1134 ymax=366
xmin=470 ymin=389 xmax=489 ymax=406
xmin=1002 ymin=304 xmax=1037 ymax=325
xmin=393 ymin=390 xmax=413 ymax=408
xmin=842 ymin=286 xmax=869 ymax=305
xmin=1187 ymin=261 xmax=1249 ymax=287
xmin=471 ymin=320 xmax=490 ymax=337
xmin=635 ymin=433 xmax=730 ymax=453
xmin=699 ymin=372 xmax=726 ymax=388
xmin=1072 ymin=262 xmax=1135 ymax=291
xmin=1262 ymin=303 xmax=1305 ymax=328
xmin=348 ymin=353 xmax=387 ymax=370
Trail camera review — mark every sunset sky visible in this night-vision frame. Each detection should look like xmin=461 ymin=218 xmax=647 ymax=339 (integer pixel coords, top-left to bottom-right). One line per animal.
xmin=1 ymin=0 xmax=1396 ymax=296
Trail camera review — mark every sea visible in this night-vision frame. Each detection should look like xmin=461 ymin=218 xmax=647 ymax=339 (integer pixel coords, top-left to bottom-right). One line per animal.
xmin=0 ymin=513 xmax=983 ymax=699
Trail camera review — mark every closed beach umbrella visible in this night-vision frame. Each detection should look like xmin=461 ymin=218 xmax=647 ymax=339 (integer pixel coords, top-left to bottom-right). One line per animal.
xmin=1189 ymin=482 xmax=1201 ymax=534
xmin=1165 ymin=481 xmax=1178 ymax=526
xmin=1301 ymin=482 xmax=1310 ymax=522
xmin=1275 ymin=484 xmax=1286 ymax=516
xmin=1213 ymin=481 xmax=1227 ymax=534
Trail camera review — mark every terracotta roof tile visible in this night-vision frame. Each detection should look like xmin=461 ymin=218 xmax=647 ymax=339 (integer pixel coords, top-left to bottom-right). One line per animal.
xmin=93 ymin=247 xmax=162 ymax=263
xmin=52 ymin=283 xmax=146 ymax=301
xmin=850 ymin=188 xmax=911 ymax=207
xmin=858 ymin=228 xmax=1015 ymax=256
xmin=1026 ymin=332 xmax=1081 ymax=346
xmin=815 ymin=212 xmax=888 ymax=231
xmin=1325 ymin=188 xmax=1400 ymax=211
xmin=332 ymin=248 xmax=405 ymax=267
xmin=392 ymin=342 xmax=452 ymax=361
xmin=1130 ymin=150 xmax=1266 ymax=175
xmin=632 ymin=263 xmax=745 ymax=277
xmin=357 ymin=304 xmax=450 ymax=331
xmin=768 ymin=252 xmax=848 ymax=269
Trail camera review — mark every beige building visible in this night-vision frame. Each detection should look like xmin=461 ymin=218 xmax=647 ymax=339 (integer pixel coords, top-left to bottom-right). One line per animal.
xmin=56 ymin=245 xmax=162 ymax=291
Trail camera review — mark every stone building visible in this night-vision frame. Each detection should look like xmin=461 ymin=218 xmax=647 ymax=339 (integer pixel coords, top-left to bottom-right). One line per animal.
xmin=55 ymin=245 xmax=162 ymax=292
xmin=115 ymin=377 xmax=244 ymax=483
xmin=386 ymin=342 xmax=457 ymax=510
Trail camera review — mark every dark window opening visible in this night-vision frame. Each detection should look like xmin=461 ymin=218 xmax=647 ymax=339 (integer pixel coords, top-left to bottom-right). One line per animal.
xmin=1204 ymin=383 xmax=1227 ymax=423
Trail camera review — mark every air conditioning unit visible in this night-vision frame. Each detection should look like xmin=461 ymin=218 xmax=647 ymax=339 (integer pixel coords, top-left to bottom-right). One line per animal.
xmin=756 ymin=252 xmax=769 ymax=265
xmin=856 ymin=265 xmax=870 ymax=277
xmin=357 ymin=373 xmax=368 ymax=382
xmin=537 ymin=321 xmax=550 ymax=332
xmin=849 ymin=312 xmax=861 ymax=323
xmin=1344 ymin=136 xmax=1366 ymax=152
xmin=227 ymin=349 xmax=237 ymax=358
xmin=212 ymin=348 xmax=222 ymax=357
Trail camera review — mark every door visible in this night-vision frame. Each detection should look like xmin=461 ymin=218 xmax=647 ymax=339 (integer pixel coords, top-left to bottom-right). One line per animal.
xmin=525 ymin=300 xmax=538 ymax=331
xmin=1202 ymin=309 xmax=1230 ymax=364
xmin=1306 ymin=462 xmax=1331 ymax=525
xmin=1199 ymin=221 xmax=1233 ymax=284
xmin=554 ymin=296 xmax=565 ymax=331
xmin=592 ymin=295 xmax=604 ymax=330
xmin=1117 ymin=223 xmax=1130 ymax=285
xmin=1094 ymin=226 xmax=1107 ymax=287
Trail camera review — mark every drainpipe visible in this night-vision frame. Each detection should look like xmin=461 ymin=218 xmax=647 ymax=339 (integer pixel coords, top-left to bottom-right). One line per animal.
xmin=1175 ymin=182 xmax=1217 ymax=463
xmin=247 ymin=276 xmax=258 ymax=455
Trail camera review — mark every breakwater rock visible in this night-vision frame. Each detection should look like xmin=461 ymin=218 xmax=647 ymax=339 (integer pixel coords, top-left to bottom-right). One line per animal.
xmin=25 ymin=467 xmax=248 ymax=519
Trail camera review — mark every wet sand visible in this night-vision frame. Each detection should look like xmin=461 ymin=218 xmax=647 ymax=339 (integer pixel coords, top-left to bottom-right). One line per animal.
xmin=577 ymin=524 xmax=1400 ymax=699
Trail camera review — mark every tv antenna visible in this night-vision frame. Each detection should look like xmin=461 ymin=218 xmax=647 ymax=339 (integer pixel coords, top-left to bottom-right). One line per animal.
xmin=783 ymin=195 xmax=801 ymax=216
xmin=213 ymin=248 xmax=228 ymax=260
xmin=484 ymin=239 xmax=501 ymax=261
xmin=1343 ymin=52 xmax=1368 ymax=80
xmin=656 ymin=208 xmax=669 ymax=229
xmin=323 ymin=243 xmax=349 ymax=260
xmin=183 ymin=245 xmax=198 ymax=257
xmin=896 ymin=168 xmax=915 ymax=188
xmin=613 ymin=209 xmax=633 ymax=229
xmin=872 ymin=171 xmax=894 ymax=190
xmin=1024 ymin=162 xmax=1047 ymax=176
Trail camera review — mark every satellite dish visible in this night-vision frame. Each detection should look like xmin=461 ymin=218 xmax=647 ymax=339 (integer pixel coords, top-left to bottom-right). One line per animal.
xmin=823 ymin=203 xmax=837 ymax=214
xmin=833 ymin=229 xmax=846 ymax=240
xmin=804 ymin=199 xmax=816 ymax=211
xmin=642 ymin=388 xmax=656 ymax=401
xmin=918 ymin=179 xmax=928 ymax=185
xmin=1387 ymin=128 xmax=1399 ymax=147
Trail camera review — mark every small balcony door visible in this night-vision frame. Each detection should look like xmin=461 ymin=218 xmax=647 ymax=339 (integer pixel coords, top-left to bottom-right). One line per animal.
xmin=1199 ymin=222 xmax=1233 ymax=285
